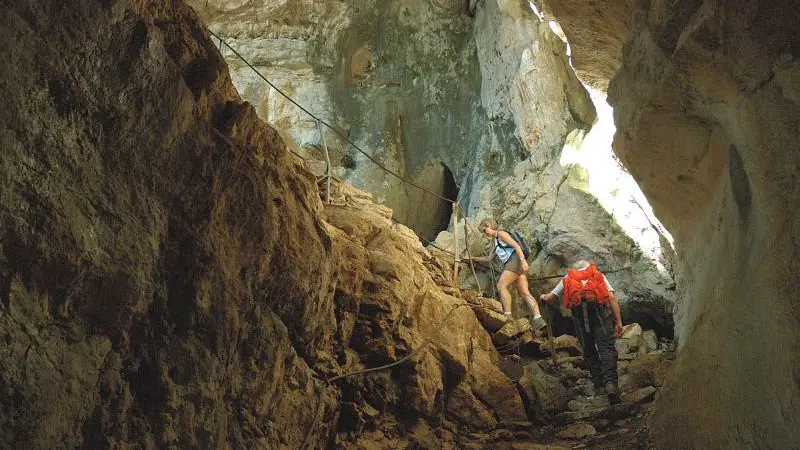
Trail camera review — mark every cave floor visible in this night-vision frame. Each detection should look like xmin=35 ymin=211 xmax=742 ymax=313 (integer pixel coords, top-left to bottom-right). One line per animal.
xmin=491 ymin=352 xmax=665 ymax=450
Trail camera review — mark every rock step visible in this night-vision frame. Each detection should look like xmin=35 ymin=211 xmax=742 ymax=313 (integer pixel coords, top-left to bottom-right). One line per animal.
xmin=556 ymin=422 xmax=597 ymax=439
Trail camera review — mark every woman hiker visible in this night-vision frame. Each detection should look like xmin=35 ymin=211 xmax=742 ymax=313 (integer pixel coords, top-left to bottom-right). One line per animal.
xmin=469 ymin=218 xmax=546 ymax=331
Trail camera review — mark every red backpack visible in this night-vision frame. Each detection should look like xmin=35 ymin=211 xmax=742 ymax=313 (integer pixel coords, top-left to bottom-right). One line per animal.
xmin=562 ymin=263 xmax=610 ymax=308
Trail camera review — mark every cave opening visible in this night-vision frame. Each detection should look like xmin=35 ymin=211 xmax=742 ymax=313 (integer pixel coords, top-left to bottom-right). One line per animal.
xmin=621 ymin=301 xmax=675 ymax=339
xmin=425 ymin=162 xmax=459 ymax=243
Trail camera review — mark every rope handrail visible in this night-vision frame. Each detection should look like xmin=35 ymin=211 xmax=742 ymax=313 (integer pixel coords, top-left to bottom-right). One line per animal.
xmin=208 ymin=29 xmax=458 ymax=206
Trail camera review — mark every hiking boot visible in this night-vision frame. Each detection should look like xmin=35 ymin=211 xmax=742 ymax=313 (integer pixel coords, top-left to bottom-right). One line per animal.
xmin=531 ymin=316 xmax=547 ymax=331
xmin=605 ymin=381 xmax=621 ymax=404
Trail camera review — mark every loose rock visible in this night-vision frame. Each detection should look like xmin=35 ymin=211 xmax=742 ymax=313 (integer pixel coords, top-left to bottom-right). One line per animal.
xmin=621 ymin=386 xmax=657 ymax=404
xmin=556 ymin=422 xmax=597 ymax=439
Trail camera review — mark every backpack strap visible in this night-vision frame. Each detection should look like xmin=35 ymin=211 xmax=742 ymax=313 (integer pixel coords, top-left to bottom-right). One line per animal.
xmin=495 ymin=234 xmax=513 ymax=249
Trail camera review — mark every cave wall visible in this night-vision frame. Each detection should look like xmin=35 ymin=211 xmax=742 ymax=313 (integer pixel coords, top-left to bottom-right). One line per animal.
xmin=538 ymin=0 xmax=631 ymax=91
xmin=0 ymin=2 xmax=339 ymax=447
xmin=609 ymin=1 xmax=800 ymax=449
xmin=604 ymin=0 xmax=799 ymax=448
xmin=542 ymin=0 xmax=800 ymax=445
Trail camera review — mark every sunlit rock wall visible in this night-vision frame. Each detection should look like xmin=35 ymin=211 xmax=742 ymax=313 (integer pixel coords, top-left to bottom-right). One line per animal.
xmin=467 ymin=0 xmax=673 ymax=323
xmin=539 ymin=0 xmax=631 ymax=91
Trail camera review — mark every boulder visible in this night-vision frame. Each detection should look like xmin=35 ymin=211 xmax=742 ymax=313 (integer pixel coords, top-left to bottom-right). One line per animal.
xmin=517 ymin=361 xmax=570 ymax=421
xmin=588 ymin=395 xmax=610 ymax=409
xmin=620 ymin=323 xmax=643 ymax=339
xmin=493 ymin=318 xmax=532 ymax=348
xmin=567 ymin=395 xmax=609 ymax=411
xmin=540 ymin=334 xmax=583 ymax=356
xmin=554 ymin=403 xmax=638 ymax=425
xmin=641 ymin=330 xmax=658 ymax=354
xmin=476 ymin=297 xmax=504 ymax=314
xmin=567 ymin=399 xmax=590 ymax=412
xmin=627 ymin=354 xmax=669 ymax=390
xmin=615 ymin=338 xmax=631 ymax=355
xmin=473 ymin=305 xmax=510 ymax=333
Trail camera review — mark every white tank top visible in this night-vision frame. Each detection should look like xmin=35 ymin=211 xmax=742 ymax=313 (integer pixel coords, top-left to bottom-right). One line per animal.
xmin=494 ymin=236 xmax=514 ymax=263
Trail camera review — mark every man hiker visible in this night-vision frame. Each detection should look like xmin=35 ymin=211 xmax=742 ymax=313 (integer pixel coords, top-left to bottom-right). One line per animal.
xmin=468 ymin=219 xmax=546 ymax=331
xmin=539 ymin=260 xmax=624 ymax=403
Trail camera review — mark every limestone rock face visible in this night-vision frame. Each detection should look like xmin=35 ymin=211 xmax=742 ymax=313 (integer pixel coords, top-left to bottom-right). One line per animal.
xmin=604 ymin=1 xmax=800 ymax=448
xmin=189 ymin=0 xmax=601 ymax=242
xmin=323 ymin=182 xmax=529 ymax=448
xmin=191 ymin=0 xmax=483 ymax=241
xmin=543 ymin=0 xmax=631 ymax=91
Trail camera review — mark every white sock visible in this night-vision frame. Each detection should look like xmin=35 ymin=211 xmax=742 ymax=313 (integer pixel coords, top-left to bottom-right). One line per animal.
xmin=533 ymin=313 xmax=542 ymax=320
xmin=504 ymin=311 xmax=512 ymax=317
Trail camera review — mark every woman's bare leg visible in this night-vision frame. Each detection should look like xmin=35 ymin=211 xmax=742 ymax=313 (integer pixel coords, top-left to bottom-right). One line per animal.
xmin=516 ymin=274 xmax=541 ymax=316
xmin=497 ymin=270 xmax=518 ymax=315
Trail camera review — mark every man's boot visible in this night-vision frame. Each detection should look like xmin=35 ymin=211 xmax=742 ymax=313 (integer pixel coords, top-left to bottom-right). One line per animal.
xmin=605 ymin=381 xmax=621 ymax=404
